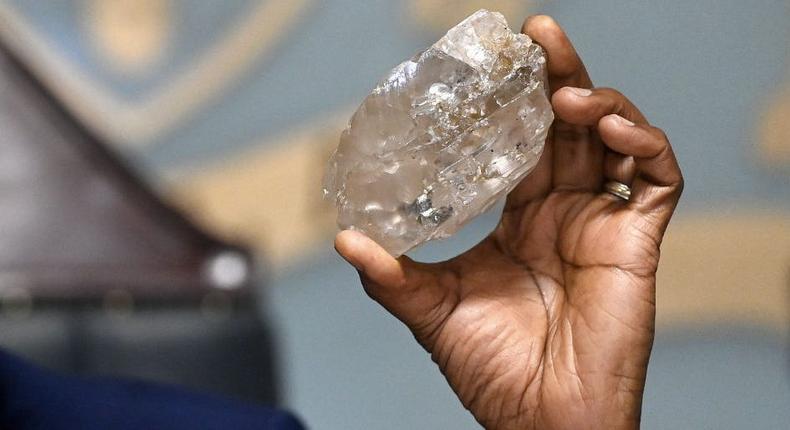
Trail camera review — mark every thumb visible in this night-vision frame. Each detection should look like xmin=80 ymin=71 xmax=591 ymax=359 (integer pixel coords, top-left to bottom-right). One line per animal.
xmin=334 ymin=230 xmax=408 ymax=289
xmin=334 ymin=230 xmax=455 ymax=346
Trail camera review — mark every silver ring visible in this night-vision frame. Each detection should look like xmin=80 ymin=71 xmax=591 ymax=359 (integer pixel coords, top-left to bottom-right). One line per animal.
xmin=603 ymin=180 xmax=631 ymax=200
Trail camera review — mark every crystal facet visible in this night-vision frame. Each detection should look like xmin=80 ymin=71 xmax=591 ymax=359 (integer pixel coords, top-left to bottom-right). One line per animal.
xmin=323 ymin=9 xmax=554 ymax=256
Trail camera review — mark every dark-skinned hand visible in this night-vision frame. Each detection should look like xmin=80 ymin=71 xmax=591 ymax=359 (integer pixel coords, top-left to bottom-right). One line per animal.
xmin=335 ymin=15 xmax=683 ymax=430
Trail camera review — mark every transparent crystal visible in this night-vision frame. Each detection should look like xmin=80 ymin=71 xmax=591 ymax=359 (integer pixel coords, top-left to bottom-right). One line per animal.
xmin=323 ymin=9 xmax=553 ymax=256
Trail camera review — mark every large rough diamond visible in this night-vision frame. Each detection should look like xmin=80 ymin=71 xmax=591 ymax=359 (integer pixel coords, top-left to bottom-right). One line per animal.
xmin=323 ymin=9 xmax=554 ymax=256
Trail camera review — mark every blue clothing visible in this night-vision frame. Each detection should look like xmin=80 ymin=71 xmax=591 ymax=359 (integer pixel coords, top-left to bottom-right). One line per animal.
xmin=0 ymin=350 xmax=304 ymax=430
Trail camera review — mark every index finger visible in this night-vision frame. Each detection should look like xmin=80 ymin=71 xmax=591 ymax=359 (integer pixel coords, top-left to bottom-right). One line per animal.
xmin=522 ymin=15 xmax=593 ymax=92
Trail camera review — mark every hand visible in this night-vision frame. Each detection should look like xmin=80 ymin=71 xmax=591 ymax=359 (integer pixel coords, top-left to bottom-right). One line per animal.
xmin=335 ymin=15 xmax=683 ymax=430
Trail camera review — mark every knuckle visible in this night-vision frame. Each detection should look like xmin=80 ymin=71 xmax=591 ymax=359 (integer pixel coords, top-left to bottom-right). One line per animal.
xmin=593 ymin=87 xmax=628 ymax=115
xmin=641 ymin=126 xmax=671 ymax=156
xmin=594 ymin=87 xmax=626 ymax=102
xmin=593 ymin=88 xmax=647 ymax=123
xmin=675 ymin=171 xmax=685 ymax=195
xmin=649 ymin=126 xmax=670 ymax=144
xmin=595 ymin=87 xmax=622 ymax=97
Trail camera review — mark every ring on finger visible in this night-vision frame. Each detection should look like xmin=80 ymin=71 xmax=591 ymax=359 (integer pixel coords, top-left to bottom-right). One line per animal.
xmin=603 ymin=180 xmax=631 ymax=201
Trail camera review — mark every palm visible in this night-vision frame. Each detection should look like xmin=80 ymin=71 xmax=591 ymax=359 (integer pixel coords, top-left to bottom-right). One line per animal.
xmin=429 ymin=189 xmax=660 ymax=429
xmin=335 ymin=16 xmax=682 ymax=430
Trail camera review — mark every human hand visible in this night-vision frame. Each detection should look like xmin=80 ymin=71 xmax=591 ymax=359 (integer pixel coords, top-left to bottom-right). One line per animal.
xmin=335 ymin=15 xmax=683 ymax=430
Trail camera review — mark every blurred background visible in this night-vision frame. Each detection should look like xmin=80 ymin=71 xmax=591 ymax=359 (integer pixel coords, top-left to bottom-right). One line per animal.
xmin=0 ymin=0 xmax=788 ymax=428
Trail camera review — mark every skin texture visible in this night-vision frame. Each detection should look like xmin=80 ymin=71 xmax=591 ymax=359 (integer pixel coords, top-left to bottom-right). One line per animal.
xmin=335 ymin=15 xmax=683 ymax=430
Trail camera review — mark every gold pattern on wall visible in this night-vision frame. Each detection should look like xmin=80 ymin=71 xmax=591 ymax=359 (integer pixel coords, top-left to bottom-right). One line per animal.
xmin=164 ymin=117 xmax=345 ymax=270
xmin=657 ymin=211 xmax=790 ymax=332
xmin=0 ymin=0 xmax=313 ymax=145
xmin=408 ymin=0 xmax=531 ymax=31
xmin=85 ymin=0 xmax=171 ymax=76
xmin=758 ymin=75 xmax=790 ymax=170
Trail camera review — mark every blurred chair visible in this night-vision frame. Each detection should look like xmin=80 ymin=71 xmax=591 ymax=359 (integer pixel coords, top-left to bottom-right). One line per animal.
xmin=0 ymin=41 xmax=279 ymax=405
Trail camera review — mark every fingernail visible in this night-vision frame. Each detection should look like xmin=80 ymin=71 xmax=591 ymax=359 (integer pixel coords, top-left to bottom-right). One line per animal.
xmin=565 ymin=87 xmax=592 ymax=97
xmin=612 ymin=114 xmax=635 ymax=126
